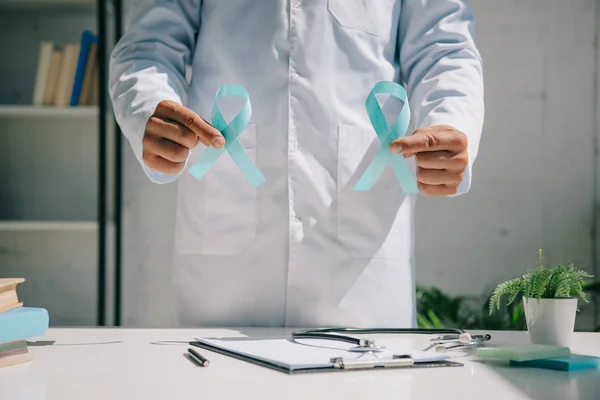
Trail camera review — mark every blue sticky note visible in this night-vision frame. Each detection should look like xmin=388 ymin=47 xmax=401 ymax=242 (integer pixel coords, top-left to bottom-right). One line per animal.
xmin=510 ymin=354 xmax=600 ymax=371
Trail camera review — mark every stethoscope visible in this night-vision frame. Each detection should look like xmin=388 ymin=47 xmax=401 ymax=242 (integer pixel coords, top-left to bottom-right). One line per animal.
xmin=291 ymin=327 xmax=491 ymax=353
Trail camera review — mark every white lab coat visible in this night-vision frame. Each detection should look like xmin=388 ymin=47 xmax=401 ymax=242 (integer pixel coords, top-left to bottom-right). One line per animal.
xmin=109 ymin=0 xmax=484 ymax=328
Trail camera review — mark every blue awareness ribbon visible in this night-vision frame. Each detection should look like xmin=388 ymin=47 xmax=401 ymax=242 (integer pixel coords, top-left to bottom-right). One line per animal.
xmin=352 ymin=81 xmax=419 ymax=193
xmin=188 ymin=84 xmax=267 ymax=187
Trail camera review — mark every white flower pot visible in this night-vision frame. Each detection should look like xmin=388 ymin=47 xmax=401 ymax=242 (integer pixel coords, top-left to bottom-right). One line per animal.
xmin=523 ymin=297 xmax=578 ymax=347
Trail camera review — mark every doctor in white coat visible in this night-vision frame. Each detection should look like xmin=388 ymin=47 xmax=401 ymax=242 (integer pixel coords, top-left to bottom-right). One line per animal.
xmin=109 ymin=0 xmax=484 ymax=328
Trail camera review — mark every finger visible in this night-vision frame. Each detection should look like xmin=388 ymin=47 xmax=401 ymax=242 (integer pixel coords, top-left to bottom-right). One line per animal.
xmin=143 ymin=153 xmax=186 ymax=175
xmin=391 ymin=128 xmax=467 ymax=154
xmin=418 ymin=182 xmax=459 ymax=197
xmin=416 ymin=167 xmax=463 ymax=186
xmin=155 ymin=100 xmax=225 ymax=148
xmin=143 ymin=134 xmax=190 ymax=163
xmin=146 ymin=116 xmax=200 ymax=149
xmin=416 ymin=151 xmax=468 ymax=171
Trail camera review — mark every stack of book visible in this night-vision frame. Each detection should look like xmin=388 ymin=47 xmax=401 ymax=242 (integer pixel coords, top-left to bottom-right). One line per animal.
xmin=0 ymin=278 xmax=49 ymax=368
xmin=32 ymin=30 xmax=99 ymax=107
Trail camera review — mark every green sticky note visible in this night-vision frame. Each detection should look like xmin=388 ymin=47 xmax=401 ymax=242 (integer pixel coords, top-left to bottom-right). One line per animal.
xmin=476 ymin=344 xmax=571 ymax=362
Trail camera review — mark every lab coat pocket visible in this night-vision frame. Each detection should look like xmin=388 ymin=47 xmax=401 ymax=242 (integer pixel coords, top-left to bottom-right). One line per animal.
xmin=327 ymin=0 xmax=394 ymax=37
xmin=199 ymin=123 xmax=258 ymax=256
xmin=337 ymin=124 xmax=407 ymax=259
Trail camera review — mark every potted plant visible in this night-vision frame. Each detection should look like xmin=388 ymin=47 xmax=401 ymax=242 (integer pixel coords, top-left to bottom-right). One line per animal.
xmin=489 ymin=249 xmax=594 ymax=347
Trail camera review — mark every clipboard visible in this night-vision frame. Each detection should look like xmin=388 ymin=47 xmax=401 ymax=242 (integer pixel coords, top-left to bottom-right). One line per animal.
xmin=190 ymin=336 xmax=463 ymax=374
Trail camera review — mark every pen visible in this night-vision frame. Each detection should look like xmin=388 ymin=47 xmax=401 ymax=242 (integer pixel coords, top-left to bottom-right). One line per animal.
xmin=187 ymin=347 xmax=210 ymax=367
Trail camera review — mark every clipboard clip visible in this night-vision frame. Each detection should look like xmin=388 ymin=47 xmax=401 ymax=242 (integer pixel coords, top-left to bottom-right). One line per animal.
xmin=330 ymin=355 xmax=414 ymax=370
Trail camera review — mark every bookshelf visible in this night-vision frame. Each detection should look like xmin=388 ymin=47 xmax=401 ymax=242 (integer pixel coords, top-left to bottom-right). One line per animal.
xmin=0 ymin=105 xmax=98 ymax=118
xmin=0 ymin=0 xmax=95 ymax=7
xmin=0 ymin=221 xmax=98 ymax=231
xmin=0 ymin=0 xmax=112 ymax=14
xmin=0 ymin=0 xmax=120 ymax=327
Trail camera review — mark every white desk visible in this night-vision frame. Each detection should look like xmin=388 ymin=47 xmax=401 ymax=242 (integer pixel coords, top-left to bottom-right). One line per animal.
xmin=0 ymin=328 xmax=599 ymax=400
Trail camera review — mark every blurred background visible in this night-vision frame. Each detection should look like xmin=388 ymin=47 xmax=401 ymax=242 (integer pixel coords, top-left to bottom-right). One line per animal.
xmin=0 ymin=0 xmax=598 ymax=331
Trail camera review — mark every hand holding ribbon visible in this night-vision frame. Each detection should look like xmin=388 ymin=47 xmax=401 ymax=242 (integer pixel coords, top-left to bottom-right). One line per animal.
xmin=141 ymin=100 xmax=224 ymax=176
xmin=391 ymin=125 xmax=469 ymax=196
xmin=353 ymin=81 xmax=469 ymax=196
xmin=188 ymin=84 xmax=267 ymax=187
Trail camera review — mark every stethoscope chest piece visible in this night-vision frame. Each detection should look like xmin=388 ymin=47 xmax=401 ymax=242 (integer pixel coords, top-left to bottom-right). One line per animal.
xmin=348 ymin=338 xmax=386 ymax=353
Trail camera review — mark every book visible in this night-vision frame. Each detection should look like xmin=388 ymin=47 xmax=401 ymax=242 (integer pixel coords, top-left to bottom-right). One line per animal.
xmin=89 ymin=65 xmax=99 ymax=105
xmin=54 ymin=44 xmax=80 ymax=106
xmin=78 ymin=43 xmax=97 ymax=106
xmin=70 ymin=30 xmax=98 ymax=106
xmin=0 ymin=340 xmax=33 ymax=368
xmin=0 ymin=307 xmax=49 ymax=344
xmin=32 ymin=41 xmax=55 ymax=105
xmin=0 ymin=278 xmax=25 ymax=314
xmin=43 ymin=49 xmax=64 ymax=105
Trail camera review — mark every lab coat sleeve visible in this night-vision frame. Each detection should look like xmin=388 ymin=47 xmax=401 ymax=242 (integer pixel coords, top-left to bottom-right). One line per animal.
xmin=398 ymin=0 xmax=484 ymax=196
xmin=109 ymin=0 xmax=200 ymax=184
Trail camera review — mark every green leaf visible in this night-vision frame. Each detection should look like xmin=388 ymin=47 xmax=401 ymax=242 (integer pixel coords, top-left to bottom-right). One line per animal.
xmin=546 ymin=268 xmax=564 ymax=297
xmin=427 ymin=309 xmax=444 ymax=328
xmin=416 ymin=313 xmax=434 ymax=329
xmin=534 ymin=270 xmax=551 ymax=299
xmin=489 ymin=277 xmax=523 ymax=315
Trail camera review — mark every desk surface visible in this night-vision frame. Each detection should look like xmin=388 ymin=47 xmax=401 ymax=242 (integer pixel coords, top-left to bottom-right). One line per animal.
xmin=0 ymin=328 xmax=599 ymax=400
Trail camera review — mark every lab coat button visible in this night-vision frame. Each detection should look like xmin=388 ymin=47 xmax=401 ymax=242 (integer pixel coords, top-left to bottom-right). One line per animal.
xmin=292 ymin=1 xmax=301 ymax=9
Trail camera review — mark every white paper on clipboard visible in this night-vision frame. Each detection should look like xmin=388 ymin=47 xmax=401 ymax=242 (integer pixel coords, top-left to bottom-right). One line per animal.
xmin=193 ymin=336 xmax=452 ymax=371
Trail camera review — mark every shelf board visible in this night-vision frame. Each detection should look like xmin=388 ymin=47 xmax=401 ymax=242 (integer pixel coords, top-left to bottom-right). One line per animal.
xmin=0 ymin=0 xmax=97 ymax=13
xmin=0 ymin=221 xmax=98 ymax=231
xmin=0 ymin=105 xmax=98 ymax=119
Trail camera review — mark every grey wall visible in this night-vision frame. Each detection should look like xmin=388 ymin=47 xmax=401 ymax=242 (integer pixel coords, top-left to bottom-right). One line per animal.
xmin=119 ymin=0 xmax=600 ymax=329
xmin=415 ymin=0 xmax=599 ymax=329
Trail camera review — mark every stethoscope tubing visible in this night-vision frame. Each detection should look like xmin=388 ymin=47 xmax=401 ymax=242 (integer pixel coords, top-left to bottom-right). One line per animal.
xmin=291 ymin=327 xmax=467 ymax=346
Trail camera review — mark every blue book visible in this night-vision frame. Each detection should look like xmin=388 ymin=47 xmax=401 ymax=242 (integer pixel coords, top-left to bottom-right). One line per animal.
xmin=510 ymin=354 xmax=600 ymax=371
xmin=69 ymin=30 xmax=98 ymax=106
xmin=0 ymin=307 xmax=49 ymax=344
